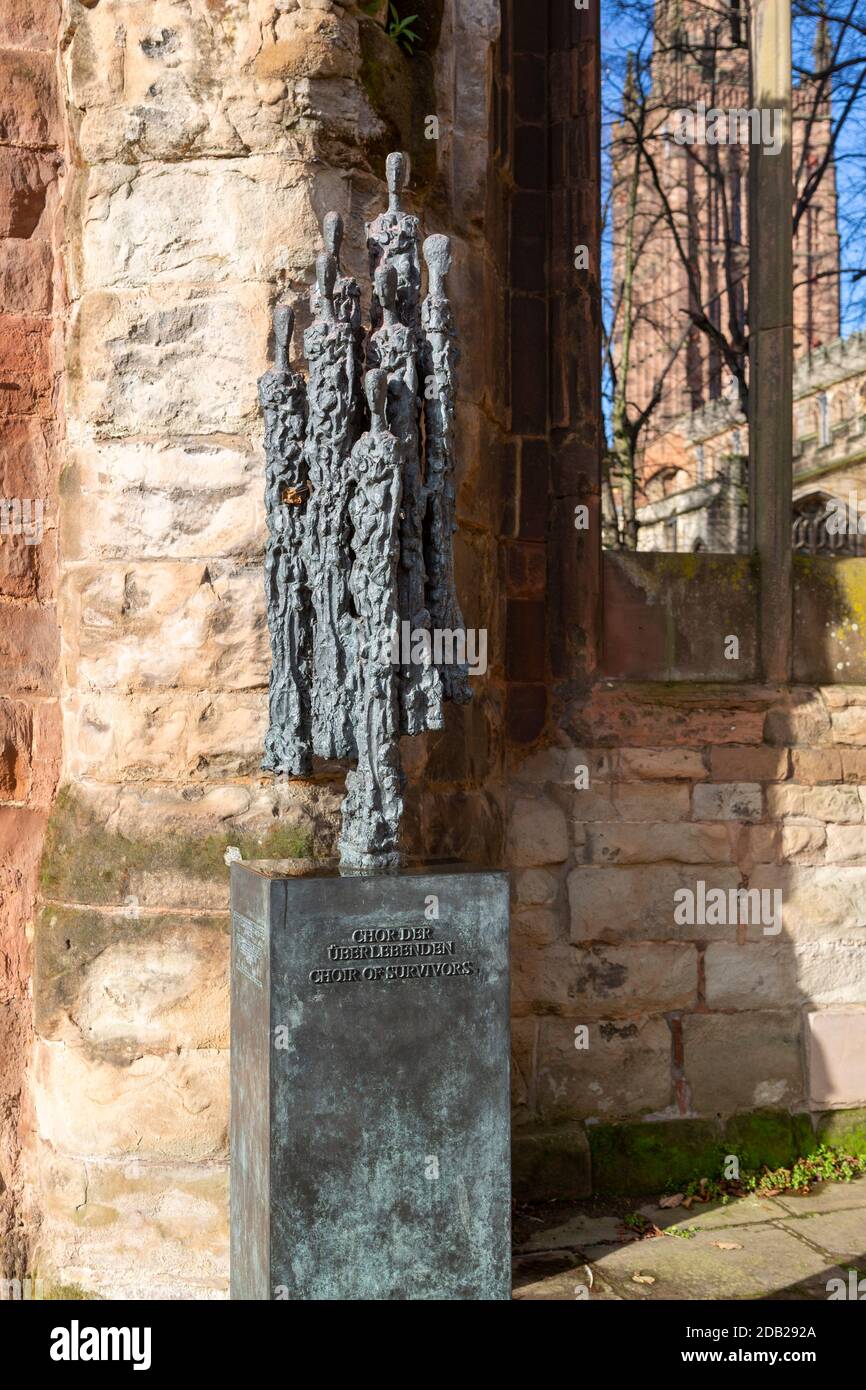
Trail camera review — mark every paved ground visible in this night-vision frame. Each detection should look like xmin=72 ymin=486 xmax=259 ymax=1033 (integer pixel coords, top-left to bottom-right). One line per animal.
xmin=512 ymin=1178 xmax=866 ymax=1300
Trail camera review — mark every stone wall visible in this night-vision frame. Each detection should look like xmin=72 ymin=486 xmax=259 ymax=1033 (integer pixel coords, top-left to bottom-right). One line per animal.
xmin=31 ymin=0 xmax=504 ymax=1298
xmin=0 ymin=0 xmax=64 ymax=1282
xmin=510 ymin=682 xmax=866 ymax=1195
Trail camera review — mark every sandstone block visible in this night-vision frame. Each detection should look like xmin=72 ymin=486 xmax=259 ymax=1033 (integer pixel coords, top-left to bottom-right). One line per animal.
xmin=807 ymin=1009 xmax=866 ymax=1107
xmin=535 ymin=1016 xmax=672 ymax=1121
xmin=710 ymin=745 xmax=789 ymax=782
xmin=70 ymin=285 xmax=268 ymax=438
xmin=683 ymin=1012 xmax=804 ymax=1113
xmin=0 ymin=49 xmax=60 ymax=146
xmin=790 ymin=748 xmax=843 ymax=783
xmin=584 ymin=821 xmax=731 ymax=865
xmin=766 ymin=784 xmax=863 ymax=823
xmin=692 ymin=782 xmax=762 ymax=821
xmin=33 ymin=1040 xmax=229 ymax=1161
xmin=508 ymin=794 xmax=570 ymax=866
xmin=568 ymin=864 xmax=744 ymax=942
xmin=704 ymin=942 xmax=799 ymax=1010
xmin=619 ymin=746 xmax=707 ymax=780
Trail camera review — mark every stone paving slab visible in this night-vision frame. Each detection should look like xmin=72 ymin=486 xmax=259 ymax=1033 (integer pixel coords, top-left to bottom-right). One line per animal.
xmin=777 ymin=1207 xmax=866 ymax=1260
xmin=513 ymin=1181 xmax=866 ymax=1300
xmin=774 ymin=1180 xmax=866 ymax=1215
xmin=579 ymin=1224 xmax=841 ymax=1301
xmin=637 ymin=1195 xmax=790 ymax=1232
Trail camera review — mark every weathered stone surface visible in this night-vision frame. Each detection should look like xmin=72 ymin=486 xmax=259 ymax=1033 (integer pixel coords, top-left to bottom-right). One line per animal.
xmin=0 ymin=601 xmax=58 ymax=694
xmin=569 ymin=942 xmax=697 ymax=1015
xmin=791 ymin=747 xmax=843 ymax=783
xmin=0 ymin=48 xmax=59 ymax=145
xmin=583 ymin=821 xmax=732 ymax=865
xmin=807 ymin=1009 xmax=866 ymax=1107
xmin=0 ymin=313 xmax=54 ymax=417
xmin=511 ymin=1124 xmax=591 ymax=1202
xmin=796 ymin=943 xmax=866 ymax=1006
xmin=766 ymin=783 xmax=864 ymax=822
xmin=65 ymin=457 xmax=261 ymax=562
xmin=764 ymin=691 xmax=832 ymax=746
xmin=710 ymin=745 xmax=789 ymax=781
xmin=70 ymin=285 xmax=268 ymax=438
xmin=514 ymin=867 xmax=560 ymax=907
xmin=78 ymin=160 xmax=321 ymax=292
xmin=683 ymin=1012 xmax=804 ymax=1112
xmin=568 ymin=864 xmax=744 ymax=943
xmin=749 ymin=865 xmax=866 ymax=940
xmin=0 ymin=0 xmax=58 ymax=50
xmin=72 ymin=564 xmax=267 ymax=691
xmin=572 ymin=780 xmax=692 ymax=822
xmin=618 ymin=746 xmax=708 ymax=779
xmin=508 ymin=794 xmax=570 ymax=866
xmin=0 ymin=237 xmax=54 ymax=315
xmin=692 ymin=782 xmax=762 ymax=821
xmin=535 ymin=1016 xmax=673 ymax=1120
xmin=33 ymin=1040 xmax=228 ymax=1160
xmin=704 ymin=942 xmax=800 ymax=1010
xmin=35 ymin=1152 xmax=228 ymax=1301
xmin=36 ymin=905 xmax=229 ymax=1059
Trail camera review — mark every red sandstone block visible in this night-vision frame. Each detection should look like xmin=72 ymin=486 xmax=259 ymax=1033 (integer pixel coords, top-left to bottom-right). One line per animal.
xmin=0 ymin=236 xmax=53 ymax=314
xmin=578 ymin=685 xmax=767 ymax=747
xmin=619 ymin=746 xmax=707 ymax=780
xmin=0 ymin=147 xmax=55 ymax=238
xmin=0 ymin=0 xmax=59 ymax=51
xmin=29 ymin=698 xmax=60 ymax=808
xmin=790 ymin=748 xmax=843 ymax=784
xmin=0 ymin=416 xmax=52 ymax=498
xmin=505 ymin=541 xmax=546 ymax=598
xmin=0 ymin=696 xmax=32 ymax=800
xmin=0 ymin=314 xmax=54 ymax=417
xmin=0 ymin=600 xmax=57 ymax=695
xmin=711 ymin=744 xmax=790 ymax=782
xmin=0 ymin=526 xmax=54 ymax=601
xmin=0 ymin=50 xmax=60 ymax=147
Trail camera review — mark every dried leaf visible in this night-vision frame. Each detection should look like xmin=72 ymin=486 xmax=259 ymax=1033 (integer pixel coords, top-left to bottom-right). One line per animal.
xmin=711 ymin=1241 xmax=743 ymax=1250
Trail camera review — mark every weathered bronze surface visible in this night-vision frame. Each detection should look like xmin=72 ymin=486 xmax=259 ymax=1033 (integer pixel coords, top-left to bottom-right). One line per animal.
xmin=230 ymin=862 xmax=511 ymax=1301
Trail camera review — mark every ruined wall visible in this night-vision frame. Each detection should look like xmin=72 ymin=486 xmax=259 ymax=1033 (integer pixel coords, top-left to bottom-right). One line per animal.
xmin=33 ymin=0 xmax=504 ymax=1298
xmin=510 ymin=683 xmax=866 ymax=1194
xmin=0 ymin=0 xmax=64 ymax=1281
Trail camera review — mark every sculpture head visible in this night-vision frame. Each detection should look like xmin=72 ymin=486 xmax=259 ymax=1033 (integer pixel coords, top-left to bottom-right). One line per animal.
xmin=365 ymin=368 xmax=389 ymax=433
xmin=374 ymin=263 xmax=398 ymax=318
xmin=423 ymin=234 xmax=451 ymax=295
xmin=273 ymin=303 xmax=294 ymax=371
xmin=315 ymin=252 xmax=337 ymax=317
xmin=386 ymin=151 xmax=407 ymax=209
xmin=323 ymin=211 xmax=344 ymax=265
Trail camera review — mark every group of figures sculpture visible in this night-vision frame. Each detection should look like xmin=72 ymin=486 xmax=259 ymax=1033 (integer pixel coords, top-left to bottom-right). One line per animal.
xmin=259 ymin=153 xmax=471 ymax=871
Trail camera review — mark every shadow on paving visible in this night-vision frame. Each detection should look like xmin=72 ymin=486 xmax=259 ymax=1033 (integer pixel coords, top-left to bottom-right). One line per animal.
xmin=512 ymin=1181 xmax=866 ymax=1301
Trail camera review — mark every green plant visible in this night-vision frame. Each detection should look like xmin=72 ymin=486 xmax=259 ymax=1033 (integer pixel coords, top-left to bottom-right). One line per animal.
xmin=387 ymin=4 xmax=420 ymax=53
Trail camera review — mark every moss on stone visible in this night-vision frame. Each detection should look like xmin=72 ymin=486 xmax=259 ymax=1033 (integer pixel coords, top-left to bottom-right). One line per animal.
xmin=816 ymin=1108 xmax=866 ymax=1156
xmin=357 ymin=1 xmax=443 ymax=191
xmin=39 ymin=785 xmax=313 ymax=906
xmin=588 ymin=1119 xmax=725 ymax=1195
xmin=41 ymin=1281 xmax=102 ymax=1300
xmin=723 ymin=1110 xmax=815 ymax=1173
xmin=512 ymin=1123 xmax=591 ymax=1202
